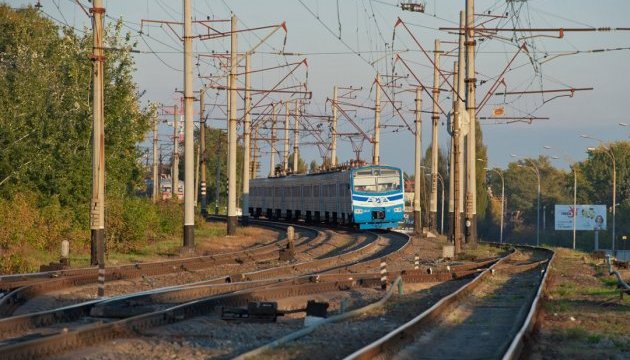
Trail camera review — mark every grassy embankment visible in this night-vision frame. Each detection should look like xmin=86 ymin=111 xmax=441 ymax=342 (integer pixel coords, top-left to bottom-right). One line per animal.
xmin=527 ymin=247 xmax=630 ymax=358
xmin=0 ymin=193 xmax=273 ymax=274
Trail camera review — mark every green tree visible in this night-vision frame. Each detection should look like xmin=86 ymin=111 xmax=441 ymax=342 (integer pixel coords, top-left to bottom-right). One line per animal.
xmin=200 ymin=127 xmax=245 ymax=212
xmin=288 ymin=152 xmax=307 ymax=174
xmin=0 ymin=6 xmax=151 ymax=217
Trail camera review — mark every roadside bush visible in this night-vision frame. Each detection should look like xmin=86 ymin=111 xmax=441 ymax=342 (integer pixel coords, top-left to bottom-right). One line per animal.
xmin=105 ymin=196 xmax=182 ymax=254
xmin=0 ymin=192 xmax=77 ymax=273
xmin=106 ymin=196 xmax=158 ymax=253
xmin=156 ymin=200 xmax=182 ymax=236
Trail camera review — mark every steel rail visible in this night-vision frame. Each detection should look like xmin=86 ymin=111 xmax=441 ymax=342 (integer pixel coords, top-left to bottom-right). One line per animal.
xmin=0 ymin=219 xmax=315 ymax=316
xmin=502 ymin=246 xmax=555 ymax=360
xmin=344 ymin=244 xmax=554 ymax=360
xmin=0 ymin=229 xmax=410 ymax=360
xmin=0 ymin=225 xmax=400 ymax=346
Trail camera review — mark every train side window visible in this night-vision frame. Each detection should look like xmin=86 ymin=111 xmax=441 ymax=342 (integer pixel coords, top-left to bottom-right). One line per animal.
xmin=313 ymin=185 xmax=319 ymax=197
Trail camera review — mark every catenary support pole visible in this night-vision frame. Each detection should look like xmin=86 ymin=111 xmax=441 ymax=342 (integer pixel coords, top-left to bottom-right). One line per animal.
xmin=452 ymin=60 xmax=463 ymax=255
xmin=293 ymin=100 xmax=300 ymax=173
xmin=572 ymin=167 xmax=576 ymax=249
xmin=452 ymin=61 xmax=462 ymax=255
xmin=283 ymin=101 xmax=290 ymax=173
xmin=270 ymin=104 xmax=277 ymax=177
xmin=242 ymin=52 xmax=251 ymax=225
xmin=183 ymin=0 xmax=195 ymax=247
xmin=90 ymin=0 xmax=106 ymax=296
xmin=152 ymin=114 xmax=159 ymax=203
xmin=413 ymin=86 xmax=422 ymax=236
xmin=252 ymin=125 xmax=259 ymax=179
xmin=448 ymin=137 xmax=454 ymax=239
xmin=458 ymin=11 xmax=467 ymax=245
xmin=429 ymin=39 xmax=441 ymax=232
xmin=331 ymin=86 xmax=338 ymax=167
xmin=227 ymin=14 xmax=238 ymax=235
xmin=200 ymin=87 xmax=207 ymax=214
xmin=372 ymin=73 xmax=381 ymax=165
xmin=215 ymin=135 xmax=221 ymax=215
xmin=465 ymin=0 xmax=478 ymax=244
xmin=172 ymin=104 xmax=179 ymax=200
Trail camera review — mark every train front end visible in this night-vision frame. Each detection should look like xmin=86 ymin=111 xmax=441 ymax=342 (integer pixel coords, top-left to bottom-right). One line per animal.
xmin=350 ymin=166 xmax=404 ymax=230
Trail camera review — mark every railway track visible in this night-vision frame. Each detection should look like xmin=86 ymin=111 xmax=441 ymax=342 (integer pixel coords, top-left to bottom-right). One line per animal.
xmin=344 ymin=245 xmax=554 ymax=360
xmin=0 ymin=224 xmax=418 ymax=359
xmin=0 ymin=220 xmax=317 ymax=316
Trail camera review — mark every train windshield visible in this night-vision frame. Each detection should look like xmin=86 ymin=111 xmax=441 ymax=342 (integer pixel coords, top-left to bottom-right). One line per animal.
xmin=353 ymin=168 xmax=401 ymax=193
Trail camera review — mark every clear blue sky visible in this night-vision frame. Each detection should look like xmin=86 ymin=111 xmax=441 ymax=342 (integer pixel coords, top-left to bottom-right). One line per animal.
xmin=8 ymin=0 xmax=630 ymax=174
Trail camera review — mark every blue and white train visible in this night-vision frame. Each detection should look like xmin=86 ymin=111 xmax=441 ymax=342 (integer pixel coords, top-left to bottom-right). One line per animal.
xmin=249 ymin=165 xmax=404 ymax=229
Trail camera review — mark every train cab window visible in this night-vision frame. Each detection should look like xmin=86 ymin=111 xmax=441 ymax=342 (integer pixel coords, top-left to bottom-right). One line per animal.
xmin=377 ymin=175 xmax=401 ymax=192
xmin=353 ymin=176 xmax=377 ymax=193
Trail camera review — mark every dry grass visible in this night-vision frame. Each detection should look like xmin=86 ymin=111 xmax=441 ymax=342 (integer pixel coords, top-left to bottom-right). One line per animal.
xmin=2 ymin=220 xmax=279 ymax=274
xmin=194 ymin=221 xmax=278 ymax=254
xmin=457 ymin=243 xmax=506 ymax=261
xmin=525 ymin=247 xmax=630 ymax=359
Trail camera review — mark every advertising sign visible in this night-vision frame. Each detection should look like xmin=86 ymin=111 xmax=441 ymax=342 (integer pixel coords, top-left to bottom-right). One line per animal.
xmin=555 ymin=205 xmax=607 ymax=231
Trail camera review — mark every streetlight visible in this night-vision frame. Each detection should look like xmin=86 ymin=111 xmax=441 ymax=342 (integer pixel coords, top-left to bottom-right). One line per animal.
xmin=512 ymin=154 xmax=541 ymax=246
xmin=582 ymin=134 xmax=617 ymax=253
xmin=421 ymin=166 xmax=444 ymax=235
xmin=477 ymin=158 xmax=505 ymax=244
xmin=544 ymin=146 xmax=577 ymax=250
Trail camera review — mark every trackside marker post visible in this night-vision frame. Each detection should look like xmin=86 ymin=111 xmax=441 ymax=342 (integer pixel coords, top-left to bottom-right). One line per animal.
xmin=380 ymin=261 xmax=388 ymax=290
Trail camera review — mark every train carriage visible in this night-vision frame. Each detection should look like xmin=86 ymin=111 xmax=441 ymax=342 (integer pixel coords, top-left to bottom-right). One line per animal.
xmin=249 ymin=165 xmax=403 ymax=229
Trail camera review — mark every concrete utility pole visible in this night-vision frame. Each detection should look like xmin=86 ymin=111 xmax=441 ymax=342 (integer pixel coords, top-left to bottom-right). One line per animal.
xmin=199 ymin=87 xmax=207 ymax=214
xmin=89 ymin=0 xmax=105 ymax=296
xmin=372 ymin=73 xmax=381 ymax=166
xmin=293 ymin=100 xmax=300 ymax=173
xmin=465 ymin=0 xmax=478 ymax=244
xmin=227 ymin=14 xmax=238 ymax=235
xmin=152 ymin=115 xmax=159 ymax=203
xmin=331 ymin=86 xmax=338 ymax=167
xmin=172 ymin=105 xmax=179 ymax=201
xmin=458 ymin=11 xmax=466 ymax=243
xmin=452 ymin=60 xmax=463 ymax=255
xmin=448 ymin=137 xmax=454 ymax=239
xmin=269 ymin=104 xmax=277 ymax=177
xmin=283 ymin=101 xmax=290 ymax=172
xmin=413 ymin=86 xmax=422 ymax=235
xmin=215 ymin=135 xmax=220 ymax=215
xmin=251 ymin=125 xmax=259 ymax=179
xmin=429 ymin=39 xmax=441 ymax=233
xmin=183 ymin=0 xmax=194 ymax=247
xmin=242 ymin=52 xmax=251 ymax=225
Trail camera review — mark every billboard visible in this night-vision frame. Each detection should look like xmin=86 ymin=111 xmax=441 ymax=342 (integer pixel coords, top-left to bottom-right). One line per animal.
xmin=555 ymin=205 xmax=607 ymax=231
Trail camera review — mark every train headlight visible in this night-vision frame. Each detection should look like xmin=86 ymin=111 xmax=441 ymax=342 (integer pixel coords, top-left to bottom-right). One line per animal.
xmin=393 ymin=207 xmax=403 ymax=213
xmin=354 ymin=209 xmax=363 ymax=214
